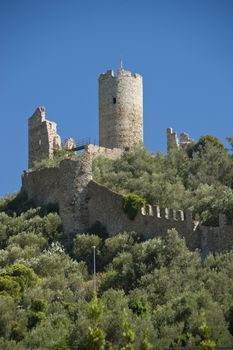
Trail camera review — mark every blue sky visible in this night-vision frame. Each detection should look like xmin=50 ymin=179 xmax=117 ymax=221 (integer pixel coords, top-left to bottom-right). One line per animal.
xmin=0 ymin=0 xmax=233 ymax=196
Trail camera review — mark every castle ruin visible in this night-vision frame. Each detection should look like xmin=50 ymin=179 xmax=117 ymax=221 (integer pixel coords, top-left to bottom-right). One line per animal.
xmin=167 ymin=127 xmax=194 ymax=152
xmin=28 ymin=106 xmax=61 ymax=169
xmin=22 ymin=66 xmax=233 ymax=255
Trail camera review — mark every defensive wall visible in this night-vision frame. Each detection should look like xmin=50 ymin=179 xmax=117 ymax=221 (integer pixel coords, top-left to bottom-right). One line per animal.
xmin=87 ymin=180 xmax=200 ymax=251
xmin=21 ymin=146 xmax=233 ymax=254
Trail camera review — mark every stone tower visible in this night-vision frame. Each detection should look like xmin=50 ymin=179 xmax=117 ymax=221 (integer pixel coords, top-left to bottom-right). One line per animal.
xmin=28 ymin=107 xmax=61 ymax=168
xmin=99 ymin=67 xmax=143 ymax=150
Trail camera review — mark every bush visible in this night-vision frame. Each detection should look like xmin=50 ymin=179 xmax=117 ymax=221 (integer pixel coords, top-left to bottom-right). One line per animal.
xmin=123 ymin=194 xmax=146 ymax=220
xmin=31 ymin=299 xmax=48 ymax=313
xmin=0 ymin=263 xmax=39 ymax=290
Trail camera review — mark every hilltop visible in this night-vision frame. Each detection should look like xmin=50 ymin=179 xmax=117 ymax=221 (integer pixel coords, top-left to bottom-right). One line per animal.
xmin=1 ymin=139 xmax=233 ymax=348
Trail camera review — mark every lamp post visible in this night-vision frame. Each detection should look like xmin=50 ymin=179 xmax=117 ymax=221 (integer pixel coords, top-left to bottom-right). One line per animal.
xmin=92 ymin=245 xmax=96 ymax=291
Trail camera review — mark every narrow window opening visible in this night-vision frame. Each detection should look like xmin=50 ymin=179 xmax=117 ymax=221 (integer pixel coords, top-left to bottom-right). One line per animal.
xmin=113 ymin=97 xmax=116 ymax=104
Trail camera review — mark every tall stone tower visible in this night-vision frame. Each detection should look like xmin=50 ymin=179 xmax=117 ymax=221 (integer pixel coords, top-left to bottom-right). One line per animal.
xmin=99 ymin=67 xmax=143 ymax=150
xmin=28 ymin=107 xmax=61 ymax=168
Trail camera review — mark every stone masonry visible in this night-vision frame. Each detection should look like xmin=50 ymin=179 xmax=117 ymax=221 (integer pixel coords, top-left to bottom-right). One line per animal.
xmin=167 ymin=127 xmax=194 ymax=152
xmin=99 ymin=67 xmax=143 ymax=150
xmin=28 ymin=107 xmax=61 ymax=169
xmin=22 ymin=153 xmax=233 ymax=254
xmin=21 ymin=151 xmax=199 ymax=249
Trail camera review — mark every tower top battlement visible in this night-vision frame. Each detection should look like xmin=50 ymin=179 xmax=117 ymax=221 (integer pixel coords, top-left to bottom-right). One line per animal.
xmin=99 ymin=68 xmax=142 ymax=80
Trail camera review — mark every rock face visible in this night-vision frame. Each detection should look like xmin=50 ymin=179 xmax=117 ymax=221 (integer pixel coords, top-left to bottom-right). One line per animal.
xmin=28 ymin=107 xmax=61 ymax=169
xmin=99 ymin=68 xmax=143 ymax=150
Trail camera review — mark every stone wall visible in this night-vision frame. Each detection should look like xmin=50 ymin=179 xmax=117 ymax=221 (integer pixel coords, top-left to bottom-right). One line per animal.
xmin=99 ymin=68 xmax=143 ymax=150
xmin=22 ymin=161 xmax=233 ymax=254
xmin=201 ymin=223 xmax=233 ymax=258
xmin=21 ymin=167 xmax=60 ymax=206
xmin=167 ymin=127 xmax=193 ymax=152
xmin=167 ymin=128 xmax=179 ymax=151
xmin=84 ymin=144 xmax=123 ymax=160
xmin=28 ymin=107 xmax=61 ymax=169
xmin=58 ymin=153 xmax=92 ymax=241
xmin=87 ymin=181 xmax=200 ymax=250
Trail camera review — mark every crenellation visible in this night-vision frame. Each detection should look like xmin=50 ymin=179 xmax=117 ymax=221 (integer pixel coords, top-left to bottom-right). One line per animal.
xmin=99 ymin=70 xmax=115 ymax=80
xmin=160 ymin=208 xmax=169 ymax=219
xmin=145 ymin=204 xmax=153 ymax=216
xmin=176 ymin=210 xmax=184 ymax=221
xmin=171 ymin=208 xmax=177 ymax=220
xmin=153 ymin=205 xmax=160 ymax=218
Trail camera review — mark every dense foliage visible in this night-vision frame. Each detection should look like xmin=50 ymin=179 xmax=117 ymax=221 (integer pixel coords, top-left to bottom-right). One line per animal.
xmin=1 ymin=134 xmax=233 ymax=348
xmin=93 ymin=136 xmax=233 ymax=225
xmin=0 ymin=191 xmax=233 ymax=349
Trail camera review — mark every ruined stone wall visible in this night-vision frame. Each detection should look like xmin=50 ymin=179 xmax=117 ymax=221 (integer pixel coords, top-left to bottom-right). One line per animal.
xmin=167 ymin=128 xmax=193 ymax=152
xmin=201 ymin=215 xmax=233 ymax=257
xmin=84 ymin=144 xmax=123 ymax=160
xmin=21 ymin=167 xmax=60 ymax=206
xmin=99 ymin=68 xmax=143 ymax=150
xmin=87 ymin=181 xmax=200 ymax=250
xmin=167 ymin=128 xmax=179 ymax=151
xmin=28 ymin=107 xmax=61 ymax=169
xmin=22 ymin=153 xmax=92 ymax=237
xmin=21 ymin=162 xmax=233 ymax=254
xmin=180 ymin=132 xmax=194 ymax=150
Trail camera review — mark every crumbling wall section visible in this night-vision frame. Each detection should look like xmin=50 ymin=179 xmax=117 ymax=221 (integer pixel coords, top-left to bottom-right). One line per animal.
xmin=21 ymin=167 xmax=60 ymax=206
xmin=28 ymin=107 xmax=61 ymax=169
xmin=180 ymin=132 xmax=194 ymax=150
xmin=167 ymin=128 xmax=194 ymax=152
xmin=167 ymin=128 xmax=179 ymax=151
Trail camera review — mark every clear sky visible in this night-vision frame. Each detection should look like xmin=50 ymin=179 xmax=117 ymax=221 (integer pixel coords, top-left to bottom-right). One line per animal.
xmin=0 ymin=0 xmax=233 ymax=196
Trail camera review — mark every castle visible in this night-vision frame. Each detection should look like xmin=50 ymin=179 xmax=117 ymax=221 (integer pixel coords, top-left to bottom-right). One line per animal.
xmin=21 ymin=66 xmax=233 ymax=256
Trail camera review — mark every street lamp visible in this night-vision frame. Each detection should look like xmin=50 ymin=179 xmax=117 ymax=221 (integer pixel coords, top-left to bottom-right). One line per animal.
xmin=92 ymin=245 xmax=96 ymax=291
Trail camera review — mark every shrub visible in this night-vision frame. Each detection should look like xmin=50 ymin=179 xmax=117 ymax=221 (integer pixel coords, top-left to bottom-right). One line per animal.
xmin=123 ymin=194 xmax=146 ymax=220
xmin=31 ymin=299 xmax=48 ymax=313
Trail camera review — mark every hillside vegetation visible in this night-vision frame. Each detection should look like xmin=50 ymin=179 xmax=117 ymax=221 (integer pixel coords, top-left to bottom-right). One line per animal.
xmin=93 ymin=135 xmax=233 ymax=226
xmin=1 ymin=135 xmax=233 ymax=349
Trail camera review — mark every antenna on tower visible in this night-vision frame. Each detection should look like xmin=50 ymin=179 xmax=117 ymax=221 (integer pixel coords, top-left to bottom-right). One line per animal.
xmin=120 ymin=58 xmax=123 ymax=69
